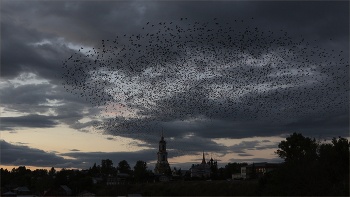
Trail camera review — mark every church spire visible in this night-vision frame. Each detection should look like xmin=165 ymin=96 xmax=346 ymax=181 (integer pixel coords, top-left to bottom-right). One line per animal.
xmin=201 ymin=151 xmax=206 ymax=164
xmin=161 ymin=128 xmax=164 ymax=140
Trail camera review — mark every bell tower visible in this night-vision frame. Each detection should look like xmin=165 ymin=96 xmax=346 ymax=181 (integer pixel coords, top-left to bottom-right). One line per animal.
xmin=154 ymin=129 xmax=171 ymax=174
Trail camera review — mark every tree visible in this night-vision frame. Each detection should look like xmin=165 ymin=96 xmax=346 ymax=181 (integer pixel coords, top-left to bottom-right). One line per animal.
xmin=32 ymin=169 xmax=48 ymax=177
xmin=101 ymin=159 xmax=113 ymax=175
xmin=1 ymin=168 xmax=11 ymax=186
xmin=275 ymin=132 xmax=318 ymax=163
xmin=11 ymin=166 xmax=32 ymax=186
xmin=318 ymin=136 xmax=350 ymax=183
xmin=49 ymin=167 xmax=56 ymax=177
xmin=258 ymin=133 xmax=350 ymax=196
xmin=217 ymin=167 xmax=225 ymax=180
xmin=133 ymin=160 xmax=148 ymax=182
xmin=56 ymin=168 xmax=68 ymax=185
xmin=89 ymin=163 xmax=99 ymax=175
xmin=177 ymin=168 xmax=182 ymax=176
xmin=117 ymin=160 xmax=131 ymax=174
xmin=210 ymin=164 xmax=218 ymax=179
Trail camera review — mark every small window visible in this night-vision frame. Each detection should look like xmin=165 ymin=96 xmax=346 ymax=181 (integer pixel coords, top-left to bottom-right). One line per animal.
xmin=163 ymin=155 xmax=166 ymax=161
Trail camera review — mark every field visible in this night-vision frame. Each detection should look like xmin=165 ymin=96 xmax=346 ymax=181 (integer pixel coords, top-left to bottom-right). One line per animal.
xmin=93 ymin=180 xmax=260 ymax=196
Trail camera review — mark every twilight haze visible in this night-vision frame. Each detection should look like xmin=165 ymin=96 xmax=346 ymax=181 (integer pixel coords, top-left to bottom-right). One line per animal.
xmin=1 ymin=1 xmax=349 ymax=171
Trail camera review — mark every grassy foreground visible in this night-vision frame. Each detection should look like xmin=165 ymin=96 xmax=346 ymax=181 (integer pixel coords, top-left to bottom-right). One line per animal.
xmin=93 ymin=180 xmax=259 ymax=196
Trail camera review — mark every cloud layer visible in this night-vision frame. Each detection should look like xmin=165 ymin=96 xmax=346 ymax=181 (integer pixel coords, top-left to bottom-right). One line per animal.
xmin=1 ymin=1 xmax=348 ymax=169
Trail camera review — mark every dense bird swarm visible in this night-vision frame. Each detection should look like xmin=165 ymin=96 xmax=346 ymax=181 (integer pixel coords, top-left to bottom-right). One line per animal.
xmin=62 ymin=18 xmax=348 ymax=140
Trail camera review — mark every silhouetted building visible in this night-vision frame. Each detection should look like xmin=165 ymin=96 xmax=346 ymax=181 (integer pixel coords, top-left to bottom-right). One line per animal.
xmin=159 ymin=175 xmax=170 ymax=182
xmin=107 ymin=175 xmax=118 ymax=185
xmin=154 ymin=129 xmax=171 ymax=174
xmin=126 ymin=194 xmax=142 ymax=197
xmin=43 ymin=185 xmax=72 ymax=196
xmin=232 ymin=173 xmax=242 ymax=179
xmin=2 ymin=191 xmax=17 ymax=196
xmin=13 ymin=187 xmax=30 ymax=195
xmin=189 ymin=152 xmax=211 ymax=178
xmin=207 ymin=155 xmax=218 ymax=168
xmin=241 ymin=162 xmax=281 ymax=178
xmin=77 ymin=190 xmax=95 ymax=197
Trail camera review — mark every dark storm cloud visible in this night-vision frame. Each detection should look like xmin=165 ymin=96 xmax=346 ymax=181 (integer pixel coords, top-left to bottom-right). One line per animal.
xmin=1 ymin=140 xmax=161 ymax=169
xmin=1 ymin=21 xmax=76 ymax=82
xmin=0 ymin=115 xmax=59 ymax=130
xmin=250 ymin=1 xmax=349 ymax=44
xmin=1 ymin=83 xmax=59 ymax=108
xmin=1 ymin=140 xmax=82 ymax=168
xmin=1 ymin=1 xmax=348 ymax=164
xmin=229 ymin=140 xmax=260 ymax=153
xmin=0 ymin=82 xmax=101 ymax=132
xmin=255 ymin=143 xmax=280 ymax=150
xmin=69 ymin=149 xmax=80 ymax=152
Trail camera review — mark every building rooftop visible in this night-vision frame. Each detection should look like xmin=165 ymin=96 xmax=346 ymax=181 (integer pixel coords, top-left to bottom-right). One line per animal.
xmin=244 ymin=162 xmax=282 ymax=167
xmin=14 ymin=187 xmax=30 ymax=192
xmin=60 ymin=185 xmax=72 ymax=195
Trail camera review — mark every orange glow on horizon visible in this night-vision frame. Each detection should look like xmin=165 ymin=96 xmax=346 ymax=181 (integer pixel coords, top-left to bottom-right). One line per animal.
xmin=0 ymin=165 xmax=83 ymax=172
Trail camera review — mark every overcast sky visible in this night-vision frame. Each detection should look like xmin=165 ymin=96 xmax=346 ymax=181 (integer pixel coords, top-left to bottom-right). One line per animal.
xmin=1 ymin=1 xmax=349 ymax=172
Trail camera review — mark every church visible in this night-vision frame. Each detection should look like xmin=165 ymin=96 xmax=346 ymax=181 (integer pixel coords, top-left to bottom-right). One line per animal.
xmin=189 ymin=151 xmax=217 ymax=178
xmin=153 ymin=130 xmax=217 ymax=178
xmin=154 ymin=130 xmax=171 ymax=174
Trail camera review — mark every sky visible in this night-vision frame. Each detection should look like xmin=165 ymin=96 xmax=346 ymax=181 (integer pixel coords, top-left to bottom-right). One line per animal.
xmin=1 ymin=1 xmax=349 ymax=172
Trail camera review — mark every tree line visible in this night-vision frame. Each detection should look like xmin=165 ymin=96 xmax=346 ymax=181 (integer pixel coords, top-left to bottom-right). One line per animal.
xmin=1 ymin=157 xmax=246 ymax=195
xmin=257 ymin=132 xmax=349 ymax=196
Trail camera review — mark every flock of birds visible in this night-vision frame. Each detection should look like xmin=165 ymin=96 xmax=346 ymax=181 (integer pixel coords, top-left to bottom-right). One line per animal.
xmin=61 ymin=18 xmax=348 ymax=143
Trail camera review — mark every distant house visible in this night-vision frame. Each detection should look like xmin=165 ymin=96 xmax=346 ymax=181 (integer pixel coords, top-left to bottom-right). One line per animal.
xmin=190 ymin=163 xmax=211 ymax=178
xmin=159 ymin=175 xmax=170 ymax=182
xmin=116 ymin=173 xmax=131 ymax=185
xmin=4 ymin=185 xmax=18 ymax=193
xmin=126 ymin=194 xmax=142 ymax=197
xmin=59 ymin=185 xmax=72 ymax=196
xmin=13 ymin=187 xmax=30 ymax=195
xmin=2 ymin=191 xmax=17 ymax=196
xmin=107 ymin=176 xmax=118 ymax=185
xmin=77 ymin=190 xmax=95 ymax=197
xmin=232 ymin=173 xmax=241 ymax=179
xmin=1 ymin=186 xmax=9 ymax=195
xmin=92 ymin=177 xmax=103 ymax=184
xmin=117 ymin=173 xmax=130 ymax=177
xmin=241 ymin=162 xmax=281 ymax=178
xmin=43 ymin=185 xmax=72 ymax=196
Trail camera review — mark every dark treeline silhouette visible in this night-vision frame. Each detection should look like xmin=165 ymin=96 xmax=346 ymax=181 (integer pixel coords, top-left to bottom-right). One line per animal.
xmin=1 ymin=159 xmax=140 ymax=196
xmin=257 ymin=132 xmax=349 ymax=196
xmin=1 ymin=157 xmax=242 ymax=195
